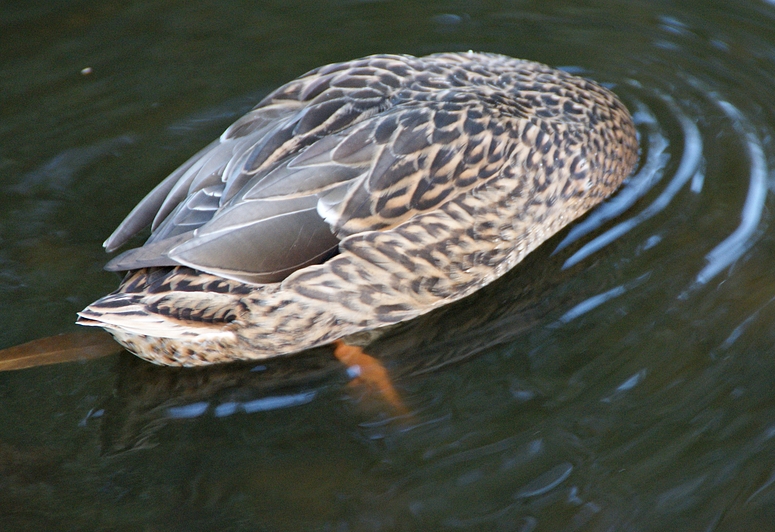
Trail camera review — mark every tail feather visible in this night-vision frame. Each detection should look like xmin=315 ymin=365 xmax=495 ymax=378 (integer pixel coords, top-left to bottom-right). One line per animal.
xmin=77 ymin=270 xmax=245 ymax=342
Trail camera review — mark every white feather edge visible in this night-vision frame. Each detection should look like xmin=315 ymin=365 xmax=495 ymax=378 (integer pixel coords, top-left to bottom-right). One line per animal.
xmin=77 ymin=293 xmax=238 ymax=342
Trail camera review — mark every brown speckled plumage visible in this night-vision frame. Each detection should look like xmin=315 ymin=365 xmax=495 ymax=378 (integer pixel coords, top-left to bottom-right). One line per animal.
xmin=77 ymin=52 xmax=638 ymax=366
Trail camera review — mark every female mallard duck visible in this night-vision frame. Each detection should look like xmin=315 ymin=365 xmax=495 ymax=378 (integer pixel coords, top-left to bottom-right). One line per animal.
xmin=77 ymin=52 xmax=638 ymax=367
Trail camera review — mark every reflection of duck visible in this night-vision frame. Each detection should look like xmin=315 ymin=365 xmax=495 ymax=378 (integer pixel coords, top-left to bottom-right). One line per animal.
xmin=77 ymin=52 xmax=638 ymax=366
xmin=97 ymin=347 xmax=342 ymax=455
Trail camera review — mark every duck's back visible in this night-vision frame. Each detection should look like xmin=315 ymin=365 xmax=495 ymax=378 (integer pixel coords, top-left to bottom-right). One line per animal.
xmin=102 ymin=52 xmax=637 ymax=285
xmin=78 ymin=52 xmax=638 ymax=366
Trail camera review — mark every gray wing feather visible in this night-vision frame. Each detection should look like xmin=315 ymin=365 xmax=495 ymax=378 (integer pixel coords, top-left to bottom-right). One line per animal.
xmin=170 ymin=202 xmax=341 ymax=284
xmin=103 ymin=138 xmax=222 ymax=252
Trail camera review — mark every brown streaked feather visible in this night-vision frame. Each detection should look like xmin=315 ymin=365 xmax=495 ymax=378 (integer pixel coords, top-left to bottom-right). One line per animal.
xmin=101 ymin=53 xmax=609 ymax=284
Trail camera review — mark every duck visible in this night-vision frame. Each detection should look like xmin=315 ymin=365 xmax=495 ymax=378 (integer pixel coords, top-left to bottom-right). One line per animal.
xmin=77 ymin=51 xmax=638 ymax=368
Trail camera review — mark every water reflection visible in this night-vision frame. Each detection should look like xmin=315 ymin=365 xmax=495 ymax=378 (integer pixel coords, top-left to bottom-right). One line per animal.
xmin=696 ymin=96 xmax=768 ymax=285
xmin=95 ymin=346 xmax=341 ymax=454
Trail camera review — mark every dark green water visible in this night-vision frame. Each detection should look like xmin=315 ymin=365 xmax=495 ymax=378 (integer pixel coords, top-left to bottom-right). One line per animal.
xmin=3 ymin=1 xmax=775 ymax=530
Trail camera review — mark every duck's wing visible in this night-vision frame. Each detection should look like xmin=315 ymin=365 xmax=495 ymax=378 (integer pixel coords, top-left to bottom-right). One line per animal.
xmin=104 ymin=54 xmax=436 ymax=253
xmin=103 ymin=53 xmax=531 ymax=284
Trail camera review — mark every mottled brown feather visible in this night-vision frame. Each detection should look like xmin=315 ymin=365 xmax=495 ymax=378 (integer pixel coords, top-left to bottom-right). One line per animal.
xmin=78 ymin=52 xmax=638 ymax=366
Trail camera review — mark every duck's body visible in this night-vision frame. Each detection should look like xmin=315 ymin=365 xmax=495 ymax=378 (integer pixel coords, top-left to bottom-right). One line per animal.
xmin=77 ymin=52 xmax=638 ymax=366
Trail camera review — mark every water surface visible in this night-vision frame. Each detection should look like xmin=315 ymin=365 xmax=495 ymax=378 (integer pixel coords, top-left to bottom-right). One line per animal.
xmin=2 ymin=1 xmax=775 ymax=530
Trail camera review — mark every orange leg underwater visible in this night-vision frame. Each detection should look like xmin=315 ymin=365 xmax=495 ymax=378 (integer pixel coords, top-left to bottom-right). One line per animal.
xmin=332 ymin=340 xmax=408 ymax=415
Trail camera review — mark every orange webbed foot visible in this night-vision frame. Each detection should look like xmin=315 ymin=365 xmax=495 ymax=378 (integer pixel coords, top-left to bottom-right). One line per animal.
xmin=332 ymin=340 xmax=408 ymax=415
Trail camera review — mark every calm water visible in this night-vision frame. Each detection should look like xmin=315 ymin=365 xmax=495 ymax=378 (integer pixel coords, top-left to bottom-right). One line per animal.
xmin=3 ymin=0 xmax=775 ymax=530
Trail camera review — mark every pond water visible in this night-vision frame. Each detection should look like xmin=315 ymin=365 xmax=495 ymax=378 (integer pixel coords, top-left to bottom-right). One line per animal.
xmin=3 ymin=0 xmax=775 ymax=530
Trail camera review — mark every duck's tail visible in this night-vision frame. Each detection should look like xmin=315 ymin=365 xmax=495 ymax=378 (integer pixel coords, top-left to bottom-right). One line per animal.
xmin=77 ymin=267 xmax=250 ymax=365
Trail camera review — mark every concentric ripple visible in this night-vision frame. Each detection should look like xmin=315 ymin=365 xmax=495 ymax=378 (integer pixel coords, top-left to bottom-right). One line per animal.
xmin=549 ymin=48 xmax=773 ymax=326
